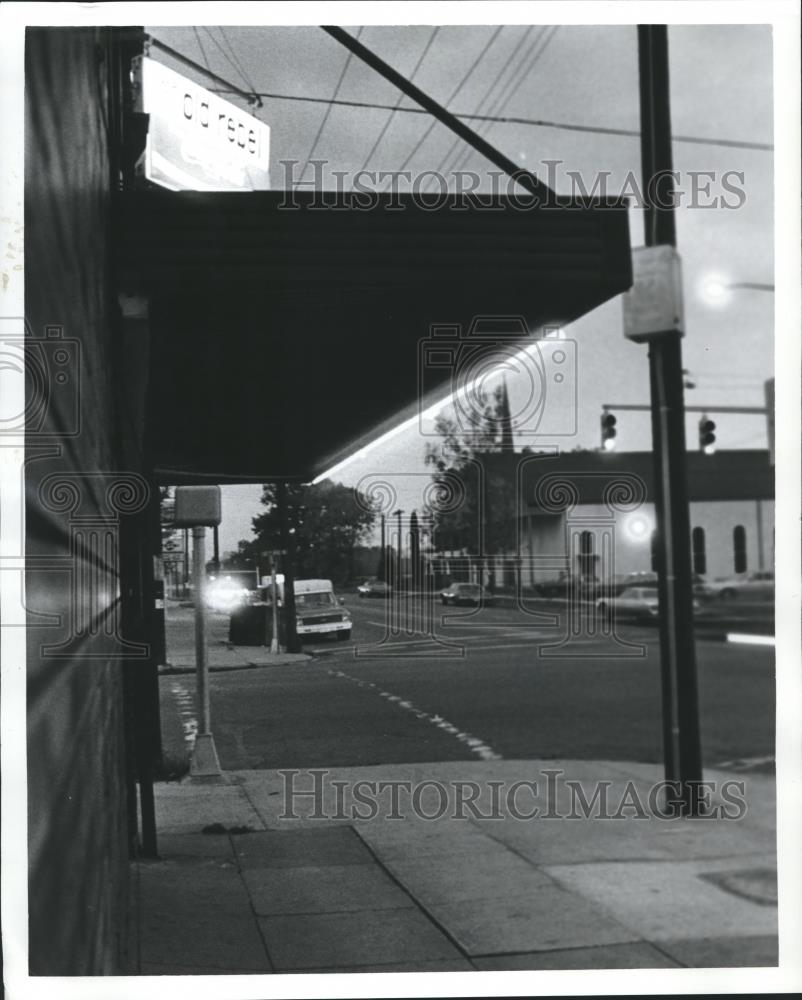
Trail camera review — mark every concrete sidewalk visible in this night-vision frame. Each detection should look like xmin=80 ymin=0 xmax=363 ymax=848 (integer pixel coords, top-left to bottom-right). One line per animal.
xmin=161 ymin=605 xmax=312 ymax=672
xmin=131 ymin=760 xmax=778 ymax=975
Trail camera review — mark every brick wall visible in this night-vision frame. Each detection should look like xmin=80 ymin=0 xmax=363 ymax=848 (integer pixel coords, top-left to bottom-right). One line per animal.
xmin=25 ymin=26 xmax=141 ymax=975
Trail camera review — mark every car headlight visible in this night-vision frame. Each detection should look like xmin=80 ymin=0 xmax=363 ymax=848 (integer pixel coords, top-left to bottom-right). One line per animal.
xmin=296 ymin=618 xmax=303 ymax=628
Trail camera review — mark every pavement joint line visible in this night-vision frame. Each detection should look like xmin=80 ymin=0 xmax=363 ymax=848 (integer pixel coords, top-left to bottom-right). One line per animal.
xmin=226 ymin=830 xmax=277 ymax=973
xmin=349 ymin=825 xmax=477 ymax=966
xmin=640 ymin=938 xmax=690 ymax=968
xmin=235 ymin=778 xmax=271 ymax=831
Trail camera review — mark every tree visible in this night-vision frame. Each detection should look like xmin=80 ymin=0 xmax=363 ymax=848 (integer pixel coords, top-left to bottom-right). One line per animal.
xmin=222 ymin=539 xmax=259 ymax=572
xmin=409 ymin=509 xmax=421 ymax=589
xmin=243 ymin=479 xmax=376 ymax=584
xmin=424 ymin=381 xmax=521 ymax=588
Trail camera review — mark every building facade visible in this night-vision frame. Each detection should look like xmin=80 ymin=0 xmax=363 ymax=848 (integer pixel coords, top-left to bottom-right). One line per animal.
xmin=434 ymin=450 xmax=773 ymax=589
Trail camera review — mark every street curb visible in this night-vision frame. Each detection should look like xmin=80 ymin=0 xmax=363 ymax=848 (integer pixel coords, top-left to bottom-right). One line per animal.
xmin=159 ymin=657 xmax=315 ymax=676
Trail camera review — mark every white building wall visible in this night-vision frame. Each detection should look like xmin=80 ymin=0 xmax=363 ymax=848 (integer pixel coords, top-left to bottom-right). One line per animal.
xmin=520 ymin=498 xmax=775 ymax=581
xmin=520 ymin=513 xmax=565 ymax=585
xmin=690 ymin=499 xmax=775 ymax=579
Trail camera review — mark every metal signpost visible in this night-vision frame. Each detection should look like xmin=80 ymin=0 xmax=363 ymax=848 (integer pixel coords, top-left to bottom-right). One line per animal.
xmin=173 ymin=486 xmax=224 ymax=781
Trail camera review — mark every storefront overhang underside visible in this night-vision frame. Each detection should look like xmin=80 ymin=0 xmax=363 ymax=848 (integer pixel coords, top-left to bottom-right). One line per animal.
xmin=118 ymin=189 xmax=632 ymax=484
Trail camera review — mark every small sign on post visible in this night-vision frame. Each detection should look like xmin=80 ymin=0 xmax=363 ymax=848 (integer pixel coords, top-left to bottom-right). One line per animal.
xmin=622 ymin=245 xmax=684 ymax=342
xmin=173 ymin=486 xmax=224 ymax=782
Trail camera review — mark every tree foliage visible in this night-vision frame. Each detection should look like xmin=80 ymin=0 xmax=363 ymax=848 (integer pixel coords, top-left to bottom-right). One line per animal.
xmin=424 ymin=383 xmax=522 ymax=561
xmin=238 ymin=479 xmax=376 ymax=584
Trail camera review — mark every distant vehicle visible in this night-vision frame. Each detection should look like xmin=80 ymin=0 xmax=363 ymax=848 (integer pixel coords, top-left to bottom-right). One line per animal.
xmin=596 ymin=586 xmax=660 ymax=623
xmin=620 ymin=571 xmax=659 ymax=588
xmin=440 ymin=582 xmax=493 ymax=607
xmin=596 ymin=586 xmax=701 ymax=623
xmin=357 ymin=578 xmax=391 ymax=598
xmin=292 ymin=579 xmax=352 ymax=642
xmin=613 ymin=572 xmax=709 ymax=600
xmin=534 ymin=575 xmax=601 ymax=599
xmin=703 ymin=571 xmax=775 ymax=601
xmin=240 ymin=576 xmax=352 ymax=642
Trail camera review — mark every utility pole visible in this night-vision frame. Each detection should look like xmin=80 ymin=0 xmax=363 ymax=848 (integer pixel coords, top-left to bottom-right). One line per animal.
xmin=269 ymin=553 xmax=280 ymax=654
xmin=395 ymin=509 xmax=404 ymax=586
xmin=636 ymin=25 xmax=703 ymax=814
xmin=277 ymin=481 xmax=301 ymax=653
xmin=379 ymin=513 xmax=386 ymax=582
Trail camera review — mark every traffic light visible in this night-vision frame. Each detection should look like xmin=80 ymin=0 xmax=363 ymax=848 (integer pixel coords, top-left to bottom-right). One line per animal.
xmin=698 ymin=415 xmax=716 ymax=454
xmin=600 ymin=411 xmax=617 ymax=450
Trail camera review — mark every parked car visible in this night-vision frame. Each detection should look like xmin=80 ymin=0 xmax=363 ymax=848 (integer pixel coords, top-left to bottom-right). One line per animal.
xmin=357 ymin=578 xmax=391 ymax=598
xmin=534 ymin=575 xmax=601 ymax=599
xmin=615 ymin=572 xmax=710 ymax=600
xmin=440 ymin=582 xmax=493 ymax=606
xmin=703 ymin=571 xmax=775 ymax=601
xmin=596 ymin=586 xmax=660 ymax=623
xmin=597 ymin=586 xmax=701 ymax=623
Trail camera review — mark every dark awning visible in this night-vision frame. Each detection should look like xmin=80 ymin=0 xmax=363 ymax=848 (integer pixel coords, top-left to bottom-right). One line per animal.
xmin=117 ymin=189 xmax=632 ymax=482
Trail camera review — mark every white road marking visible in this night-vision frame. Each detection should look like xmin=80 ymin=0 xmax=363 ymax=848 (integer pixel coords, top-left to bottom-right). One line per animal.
xmin=170 ymin=681 xmax=197 ymax=747
xmin=726 ymin=633 xmax=775 ymax=647
xmin=325 ymin=667 xmax=503 ymax=761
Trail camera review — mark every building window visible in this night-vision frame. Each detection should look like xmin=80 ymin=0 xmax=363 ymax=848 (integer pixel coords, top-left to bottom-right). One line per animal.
xmin=692 ymin=527 xmax=706 ymax=576
xmin=733 ymin=525 xmax=747 ymax=574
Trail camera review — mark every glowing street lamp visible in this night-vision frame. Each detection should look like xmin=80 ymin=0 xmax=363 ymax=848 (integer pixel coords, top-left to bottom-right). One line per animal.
xmin=699 ymin=274 xmax=774 ymax=307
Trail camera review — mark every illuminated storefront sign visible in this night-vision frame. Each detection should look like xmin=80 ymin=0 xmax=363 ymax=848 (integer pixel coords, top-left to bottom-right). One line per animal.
xmin=132 ymin=55 xmax=270 ymax=191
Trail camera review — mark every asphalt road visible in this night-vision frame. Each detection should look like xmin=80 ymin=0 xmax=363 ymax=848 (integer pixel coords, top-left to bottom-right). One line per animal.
xmin=159 ymin=596 xmax=775 ymax=772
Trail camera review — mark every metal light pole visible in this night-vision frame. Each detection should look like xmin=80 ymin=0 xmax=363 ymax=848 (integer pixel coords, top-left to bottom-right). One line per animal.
xmin=190 ymin=525 xmax=222 ymax=779
xmin=174 ymin=486 xmax=224 ymax=782
xmin=637 ymin=25 xmax=703 ymax=813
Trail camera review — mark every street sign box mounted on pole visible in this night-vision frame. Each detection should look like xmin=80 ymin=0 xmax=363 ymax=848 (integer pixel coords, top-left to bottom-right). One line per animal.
xmin=622 ymin=245 xmax=684 ymax=342
xmin=173 ymin=485 xmax=222 ymax=527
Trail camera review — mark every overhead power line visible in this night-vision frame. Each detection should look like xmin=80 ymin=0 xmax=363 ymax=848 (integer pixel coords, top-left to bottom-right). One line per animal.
xmin=147 ymin=35 xmax=263 ymax=108
xmin=202 ymin=27 xmax=258 ymax=96
xmin=397 ymin=25 xmax=505 ymax=173
xmin=433 ymin=25 xmax=537 ymax=181
xmin=299 ymin=26 xmax=364 ymax=184
xmin=146 ymin=35 xmax=773 ymax=154
xmin=450 ymin=25 xmax=559 ymax=178
xmin=359 ymin=26 xmax=440 ymax=172
xmin=207 ymin=86 xmax=773 ymax=152
xmin=219 ymin=28 xmax=259 ymax=95
xmin=192 ymin=27 xmax=211 ymax=74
